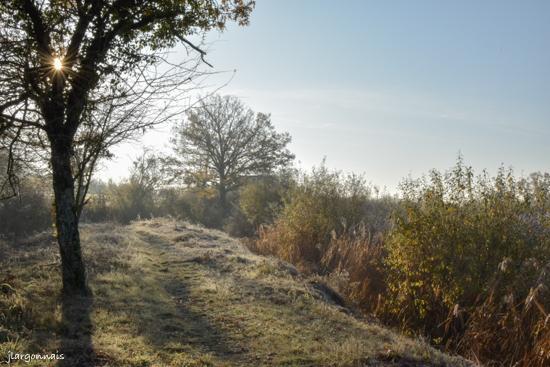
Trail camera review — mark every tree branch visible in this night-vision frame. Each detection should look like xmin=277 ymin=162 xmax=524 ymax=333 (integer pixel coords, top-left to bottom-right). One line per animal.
xmin=176 ymin=35 xmax=213 ymax=68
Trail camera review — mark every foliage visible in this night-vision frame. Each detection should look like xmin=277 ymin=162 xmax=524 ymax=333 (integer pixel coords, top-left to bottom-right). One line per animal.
xmin=250 ymin=158 xmax=550 ymax=366
xmin=386 ymin=160 xmax=548 ymax=324
xmin=179 ymin=189 xmax=225 ymax=228
xmin=319 ymin=226 xmax=387 ymax=315
xmin=105 ymin=181 xmax=155 ymax=224
xmin=82 ymin=166 xmax=294 ymax=235
xmin=80 ymin=152 xmax=160 ymax=223
xmin=458 ymin=260 xmax=550 ymax=366
xmin=80 ymin=190 xmax=110 ymax=223
xmin=168 ymin=95 xmax=294 ymax=209
xmin=254 ymin=163 xmax=376 ymax=270
xmin=0 ymin=177 xmax=51 ymax=238
xmin=222 ymin=207 xmax=255 ymax=237
xmin=238 ymin=172 xmax=293 ymax=229
xmin=82 ymin=181 xmax=224 ymax=228
xmin=384 ymin=159 xmax=550 ymax=365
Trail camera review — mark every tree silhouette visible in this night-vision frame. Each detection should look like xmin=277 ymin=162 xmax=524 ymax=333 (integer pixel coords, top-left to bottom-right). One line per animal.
xmin=0 ymin=0 xmax=254 ymax=295
xmin=169 ymin=95 xmax=294 ymax=210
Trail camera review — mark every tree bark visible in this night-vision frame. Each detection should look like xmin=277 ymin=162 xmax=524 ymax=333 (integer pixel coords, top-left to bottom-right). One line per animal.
xmin=51 ymin=139 xmax=88 ymax=295
xmin=218 ymin=180 xmax=228 ymax=214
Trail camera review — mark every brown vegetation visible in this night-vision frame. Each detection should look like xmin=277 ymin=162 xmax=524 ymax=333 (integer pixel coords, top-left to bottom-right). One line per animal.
xmin=250 ymin=160 xmax=550 ymax=367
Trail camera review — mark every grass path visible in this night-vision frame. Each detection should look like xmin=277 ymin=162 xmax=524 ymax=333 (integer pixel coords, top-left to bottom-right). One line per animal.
xmin=0 ymin=219 xmax=471 ymax=366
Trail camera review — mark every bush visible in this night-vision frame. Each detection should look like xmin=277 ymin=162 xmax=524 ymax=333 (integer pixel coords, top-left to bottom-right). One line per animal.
xmin=176 ymin=189 xmax=224 ymax=228
xmin=0 ymin=177 xmax=51 ymax=238
xmin=458 ymin=259 xmax=550 ymax=366
xmin=384 ymin=160 xmax=550 ymax=366
xmin=239 ymin=178 xmax=285 ymax=229
xmin=104 ymin=180 xmax=156 ymax=224
xmin=254 ymin=164 xmax=378 ymax=271
xmin=223 ymin=207 xmax=254 ymax=237
xmin=81 ymin=192 xmax=110 ymax=223
xmin=155 ymin=187 xmax=190 ymax=218
xmin=250 ymin=158 xmax=550 ymax=366
xmin=80 ymin=179 xmax=229 ymax=228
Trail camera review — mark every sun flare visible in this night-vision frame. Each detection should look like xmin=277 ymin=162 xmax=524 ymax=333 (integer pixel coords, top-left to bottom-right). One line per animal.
xmin=53 ymin=57 xmax=63 ymax=71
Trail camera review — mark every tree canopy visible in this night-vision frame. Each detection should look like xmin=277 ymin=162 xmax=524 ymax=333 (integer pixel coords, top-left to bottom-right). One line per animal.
xmin=0 ymin=0 xmax=254 ymax=195
xmin=169 ymin=94 xmax=294 ymax=208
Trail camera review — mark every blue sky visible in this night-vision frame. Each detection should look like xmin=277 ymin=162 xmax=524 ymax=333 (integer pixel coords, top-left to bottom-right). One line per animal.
xmin=103 ymin=0 xmax=550 ymax=192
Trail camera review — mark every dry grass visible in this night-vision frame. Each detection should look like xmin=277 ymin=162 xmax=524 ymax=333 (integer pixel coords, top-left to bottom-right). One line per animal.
xmin=454 ymin=263 xmax=550 ymax=366
xmin=1 ymin=218 xmax=469 ymax=366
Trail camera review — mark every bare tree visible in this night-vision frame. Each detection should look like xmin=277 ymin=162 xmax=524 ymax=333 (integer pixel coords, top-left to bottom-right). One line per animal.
xmin=0 ymin=1 xmax=254 ymax=295
xmin=169 ymin=95 xmax=294 ymax=211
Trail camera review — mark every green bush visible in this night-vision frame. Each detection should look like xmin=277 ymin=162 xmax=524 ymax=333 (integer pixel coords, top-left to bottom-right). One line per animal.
xmin=179 ymin=189 xmax=224 ymax=228
xmin=105 ymin=181 xmax=156 ymax=224
xmin=80 ymin=180 xmax=228 ymax=228
xmin=223 ymin=207 xmax=254 ymax=237
xmin=384 ymin=159 xmax=550 ymax=365
xmin=239 ymin=178 xmax=284 ymax=228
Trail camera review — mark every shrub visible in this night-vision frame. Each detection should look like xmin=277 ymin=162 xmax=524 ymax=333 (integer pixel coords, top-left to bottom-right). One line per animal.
xmin=458 ymin=259 xmax=550 ymax=366
xmin=155 ymin=187 xmax=190 ymax=218
xmin=178 ymin=189 xmax=224 ymax=228
xmin=0 ymin=177 xmax=51 ymax=238
xmin=251 ymin=158 xmax=550 ymax=366
xmin=239 ymin=177 xmax=285 ymax=229
xmin=80 ymin=179 xmax=229 ymax=228
xmin=105 ymin=180 xmax=156 ymax=224
xmin=80 ymin=192 xmax=110 ymax=223
xmin=254 ymin=164 xmax=376 ymax=270
xmin=223 ymin=207 xmax=254 ymax=237
xmin=384 ymin=159 xmax=550 ymax=366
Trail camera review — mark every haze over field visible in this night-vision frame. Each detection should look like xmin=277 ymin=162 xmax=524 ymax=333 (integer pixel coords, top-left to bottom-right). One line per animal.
xmin=102 ymin=0 xmax=550 ymax=192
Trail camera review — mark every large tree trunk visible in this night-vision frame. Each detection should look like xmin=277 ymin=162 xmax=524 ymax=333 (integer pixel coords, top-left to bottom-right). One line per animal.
xmin=51 ymin=139 xmax=88 ymax=295
xmin=218 ymin=179 xmax=228 ymax=214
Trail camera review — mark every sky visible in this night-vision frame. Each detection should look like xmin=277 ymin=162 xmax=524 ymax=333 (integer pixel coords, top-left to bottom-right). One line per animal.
xmin=101 ymin=0 xmax=550 ymax=193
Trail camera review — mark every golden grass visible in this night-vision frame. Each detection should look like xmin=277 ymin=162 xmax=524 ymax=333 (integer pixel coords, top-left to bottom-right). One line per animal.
xmin=0 ymin=219 xmax=470 ymax=366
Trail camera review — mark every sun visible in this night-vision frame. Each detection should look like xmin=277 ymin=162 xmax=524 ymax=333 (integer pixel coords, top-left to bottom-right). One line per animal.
xmin=53 ymin=57 xmax=63 ymax=71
